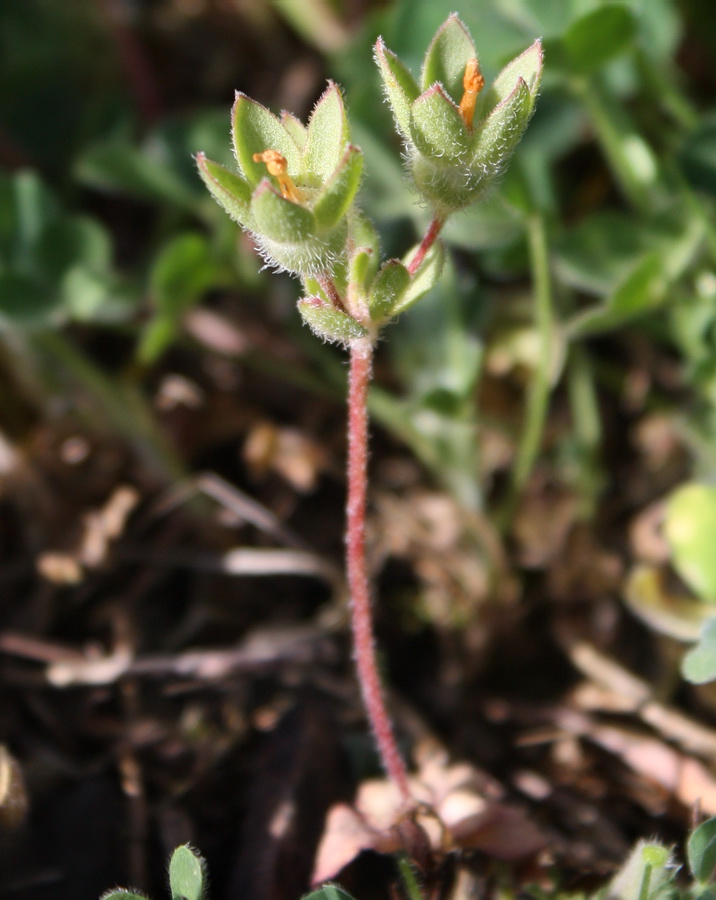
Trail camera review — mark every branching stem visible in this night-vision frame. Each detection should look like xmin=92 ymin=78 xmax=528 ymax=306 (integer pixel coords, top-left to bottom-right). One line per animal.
xmin=346 ymin=336 xmax=412 ymax=805
xmin=407 ymin=215 xmax=444 ymax=276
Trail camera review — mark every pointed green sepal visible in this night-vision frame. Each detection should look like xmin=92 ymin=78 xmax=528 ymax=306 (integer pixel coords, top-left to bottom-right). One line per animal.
xmin=281 ymin=111 xmax=307 ymax=150
xmin=368 ymin=259 xmax=410 ymax=323
xmin=481 ymin=40 xmax=543 ymax=120
xmin=232 ymin=93 xmax=301 ymax=185
xmin=251 ymin=180 xmax=316 ymax=243
xmin=420 ymin=13 xmax=477 ymax=102
xmin=470 ymin=77 xmax=533 ymax=186
xmin=374 ymin=37 xmax=420 ymax=140
xmin=349 ymin=247 xmax=376 ymax=296
xmin=313 ymin=145 xmax=363 ymax=230
xmin=298 ymin=297 xmax=368 ymax=344
xmin=410 ymin=85 xmax=470 ymax=160
xmin=196 ymin=153 xmax=251 ymax=226
xmin=393 ymin=240 xmax=445 ymax=316
xmin=347 ymin=213 xmax=380 ymax=295
xmin=303 ymin=81 xmax=350 ymax=182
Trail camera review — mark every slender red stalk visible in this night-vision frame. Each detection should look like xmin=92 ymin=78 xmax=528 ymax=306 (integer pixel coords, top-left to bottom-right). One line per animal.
xmin=407 ymin=215 xmax=444 ymax=276
xmin=346 ymin=337 xmax=412 ymax=805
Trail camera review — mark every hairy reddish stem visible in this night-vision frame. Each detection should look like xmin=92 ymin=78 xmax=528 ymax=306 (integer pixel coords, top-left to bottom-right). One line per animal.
xmin=407 ymin=215 xmax=444 ymax=276
xmin=346 ymin=337 xmax=412 ymax=805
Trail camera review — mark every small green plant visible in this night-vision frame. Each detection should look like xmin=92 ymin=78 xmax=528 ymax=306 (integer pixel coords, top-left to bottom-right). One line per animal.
xmin=102 ymin=844 xmax=207 ymax=900
xmin=197 ymin=11 xmax=541 ymax=807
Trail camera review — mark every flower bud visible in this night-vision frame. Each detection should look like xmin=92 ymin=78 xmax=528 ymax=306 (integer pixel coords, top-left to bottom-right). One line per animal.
xmin=376 ymin=14 xmax=543 ymax=216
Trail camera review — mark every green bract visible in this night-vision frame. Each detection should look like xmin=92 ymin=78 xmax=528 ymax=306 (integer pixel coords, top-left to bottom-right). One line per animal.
xmin=375 ymin=14 xmax=543 ymax=215
xmin=197 ymin=81 xmax=362 ymax=276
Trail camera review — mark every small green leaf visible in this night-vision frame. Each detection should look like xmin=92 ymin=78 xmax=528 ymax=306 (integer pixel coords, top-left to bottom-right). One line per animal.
xmin=232 ymin=93 xmax=300 ymax=185
xmin=664 ymin=483 xmax=716 ymax=603
xmin=410 ymin=85 xmax=470 ymax=160
xmin=374 ymin=38 xmax=420 ymax=140
xmin=562 ymin=5 xmax=637 ymax=76
xmin=566 ymin=252 xmax=666 ymax=339
xmin=368 ymin=259 xmax=410 ymax=323
xmin=298 ymin=297 xmax=367 ymax=344
xmin=682 ymin=618 xmax=716 ymax=685
xmin=169 ymin=845 xmax=206 ymax=900
xmin=196 ymin=154 xmax=251 ymax=226
xmin=420 ymin=13 xmax=476 ymax=103
xmin=688 ymin=817 xmax=716 ymax=882
xmin=313 ymin=145 xmax=363 ymax=230
xmin=251 ymin=181 xmax=316 ymax=243
xmin=303 ymin=81 xmax=349 ymax=182
xmin=392 ymin=240 xmax=445 ymax=316
xmin=150 ymin=232 xmax=216 ymax=316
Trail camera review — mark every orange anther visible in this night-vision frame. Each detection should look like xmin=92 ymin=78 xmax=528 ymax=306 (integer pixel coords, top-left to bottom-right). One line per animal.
xmin=252 ymin=149 xmax=303 ymax=203
xmin=458 ymin=58 xmax=484 ymax=130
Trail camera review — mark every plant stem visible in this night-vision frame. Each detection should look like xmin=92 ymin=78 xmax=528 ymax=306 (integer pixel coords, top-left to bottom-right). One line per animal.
xmin=346 ymin=336 xmax=412 ymax=805
xmin=499 ymin=211 xmax=554 ymax=528
xmin=408 ymin=215 xmax=444 ymax=276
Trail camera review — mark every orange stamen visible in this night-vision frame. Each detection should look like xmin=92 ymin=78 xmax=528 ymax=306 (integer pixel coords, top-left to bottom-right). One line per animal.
xmin=252 ymin=149 xmax=303 ymax=203
xmin=458 ymin=58 xmax=484 ymax=130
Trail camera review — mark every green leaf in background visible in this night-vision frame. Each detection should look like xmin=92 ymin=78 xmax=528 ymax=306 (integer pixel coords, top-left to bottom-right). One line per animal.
xmin=0 ymin=171 xmax=58 ymax=272
xmin=139 ymin=232 xmax=219 ymax=363
xmin=562 ymin=5 xmax=637 ymax=76
xmin=168 ymin=845 xmax=206 ymax=900
xmin=566 ymin=251 xmax=667 ymax=339
xmin=680 ymin=114 xmax=716 ymax=196
xmin=150 ymin=233 xmax=217 ymax=317
xmin=682 ymin=617 xmax=716 ymax=685
xmin=688 ymin=816 xmax=716 ymax=883
xmin=37 ymin=215 xmax=111 ymax=282
xmin=664 ymin=483 xmax=716 ymax=603
xmin=76 ymin=139 xmax=198 ymax=211
xmin=0 ymin=271 xmax=59 ymax=328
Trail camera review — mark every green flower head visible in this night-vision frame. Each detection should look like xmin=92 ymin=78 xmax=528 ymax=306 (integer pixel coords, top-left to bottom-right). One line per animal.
xmin=375 ymin=13 xmax=543 ymax=215
xmin=197 ymin=81 xmax=363 ymax=276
